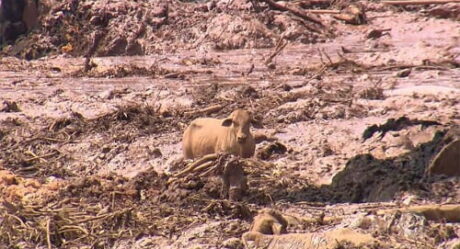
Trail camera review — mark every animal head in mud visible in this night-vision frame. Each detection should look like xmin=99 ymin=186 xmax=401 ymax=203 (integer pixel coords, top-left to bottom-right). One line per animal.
xmin=222 ymin=109 xmax=253 ymax=144
xmin=242 ymin=208 xmax=288 ymax=248
xmin=221 ymin=155 xmax=248 ymax=201
xmin=182 ymin=109 xmax=256 ymax=159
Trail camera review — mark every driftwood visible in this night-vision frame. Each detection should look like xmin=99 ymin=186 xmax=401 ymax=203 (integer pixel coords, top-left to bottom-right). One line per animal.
xmin=261 ymin=0 xmax=324 ymax=26
xmin=382 ymin=0 xmax=460 ymax=5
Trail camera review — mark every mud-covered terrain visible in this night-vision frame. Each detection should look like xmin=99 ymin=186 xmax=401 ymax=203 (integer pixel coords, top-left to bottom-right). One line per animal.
xmin=1 ymin=0 xmax=460 ymax=248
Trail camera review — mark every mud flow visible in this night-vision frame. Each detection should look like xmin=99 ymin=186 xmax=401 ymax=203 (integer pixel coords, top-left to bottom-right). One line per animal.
xmin=1 ymin=0 xmax=460 ymax=248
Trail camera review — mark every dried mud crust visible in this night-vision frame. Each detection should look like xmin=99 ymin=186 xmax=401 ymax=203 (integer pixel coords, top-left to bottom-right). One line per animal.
xmin=2 ymin=0 xmax=326 ymax=59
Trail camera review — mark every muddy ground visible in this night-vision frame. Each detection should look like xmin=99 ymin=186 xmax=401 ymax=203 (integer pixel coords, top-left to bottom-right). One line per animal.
xmin=1 ymin=0 xmax=460 ymax=248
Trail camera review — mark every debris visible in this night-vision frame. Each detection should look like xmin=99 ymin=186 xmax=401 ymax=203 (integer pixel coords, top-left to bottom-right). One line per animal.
xmin=184 ymin=104 xmax=224 ymax=116
xmin=395 ymin=68 xmax=412 ymax=77
xmin=378 ymin=204 xmax=460 ymax=222
xmin=257 ymin=142 xmax=288 ymax=160
xmin=260 ymin=0 xmax=324 ymax=26
xmin=333 ymin=3 xmax=367 ymax=25
xmin=357 ymin=86 xmax=385 ymax=100
xmin=362 ymin=116 xmax=441 ymax=140
xmin=222 ymin=237 xmax=244 ymax=249
xmin=367 ymin=28 xmax=391 ymax=39
xmin=426 ymin=3 xmax=460 ymax=19
xmin=169 ymin=154 xmax=248 ymax=201
xmin=304 ymin=9 xmax=341 ymax=14
xmin=0 ymin=101 xmax=21 ymax=112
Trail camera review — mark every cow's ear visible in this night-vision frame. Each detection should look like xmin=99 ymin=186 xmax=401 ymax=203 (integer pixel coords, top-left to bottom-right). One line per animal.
xmin=222 ymin=118 xmax=233 ymax=127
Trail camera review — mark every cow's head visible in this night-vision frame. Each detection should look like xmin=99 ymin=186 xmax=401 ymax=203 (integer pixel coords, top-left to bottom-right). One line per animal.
xmin=222 ymin=109 xmax=253 ymax=144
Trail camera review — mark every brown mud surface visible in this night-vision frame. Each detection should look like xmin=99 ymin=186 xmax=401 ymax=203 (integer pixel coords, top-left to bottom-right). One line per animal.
xmin=1 ymin=0 xmax=460 ymax=248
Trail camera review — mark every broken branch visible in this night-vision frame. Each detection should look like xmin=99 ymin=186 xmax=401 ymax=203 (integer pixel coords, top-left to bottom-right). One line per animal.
xmin=173 ymin=153 xmax=219 ymax=179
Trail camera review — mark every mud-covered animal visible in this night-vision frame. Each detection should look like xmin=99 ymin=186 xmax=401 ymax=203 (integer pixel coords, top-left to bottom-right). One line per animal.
xmin=242 ymin=208 xmax=288 ymax=248
xmin=183 ymin=109 xmax=256 ymax=159
xmin=220 ymin=155 xmax=248 ymax=201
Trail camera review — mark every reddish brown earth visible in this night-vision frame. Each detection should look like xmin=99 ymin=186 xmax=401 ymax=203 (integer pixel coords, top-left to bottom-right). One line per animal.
xmin=0 ymin=0 xmax=460 ymax=248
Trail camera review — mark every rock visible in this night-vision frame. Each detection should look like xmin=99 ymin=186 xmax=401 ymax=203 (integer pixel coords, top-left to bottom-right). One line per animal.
xmin=222 ymin=237 xmax=244 ymax=249
xmin=427 ymin=139 xmax=460 ymax=177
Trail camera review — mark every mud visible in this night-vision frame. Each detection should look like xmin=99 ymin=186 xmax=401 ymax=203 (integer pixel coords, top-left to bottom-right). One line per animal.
xmin=1 ymin=0 xmax=460 ymax=248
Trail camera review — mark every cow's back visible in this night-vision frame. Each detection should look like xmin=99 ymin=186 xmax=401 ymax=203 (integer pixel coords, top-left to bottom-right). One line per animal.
xmin=183 ymin=118 xmax=223 ymax=159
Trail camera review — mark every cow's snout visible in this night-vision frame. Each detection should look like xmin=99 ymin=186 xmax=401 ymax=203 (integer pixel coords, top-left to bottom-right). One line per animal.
xmin=237 ymin=134 xmax=247 ymax=143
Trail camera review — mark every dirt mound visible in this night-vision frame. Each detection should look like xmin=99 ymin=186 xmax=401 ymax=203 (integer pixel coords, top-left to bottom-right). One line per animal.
xmin=330 ymin=126 xmax=460 ymax=203
xmin=2 ymin=0 xmax=326 ymax=59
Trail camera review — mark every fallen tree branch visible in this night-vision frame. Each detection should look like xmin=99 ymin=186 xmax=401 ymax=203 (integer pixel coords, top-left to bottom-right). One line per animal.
xmin=261 ymin=0 xmax=324 ymax=26
xmin=382 ymin=0 xmax=460 ymax=5
xmin=171 ymin=153 xmax=219 ymax=180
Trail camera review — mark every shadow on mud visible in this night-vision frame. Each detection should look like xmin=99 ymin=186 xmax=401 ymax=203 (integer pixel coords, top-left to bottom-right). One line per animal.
xmin=265 ymin=126 xmax=460 ymax=204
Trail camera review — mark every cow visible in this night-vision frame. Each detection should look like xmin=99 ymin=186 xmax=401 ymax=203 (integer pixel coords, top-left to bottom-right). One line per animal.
xmin=182 ymin=109 xmax=256 ymax=160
